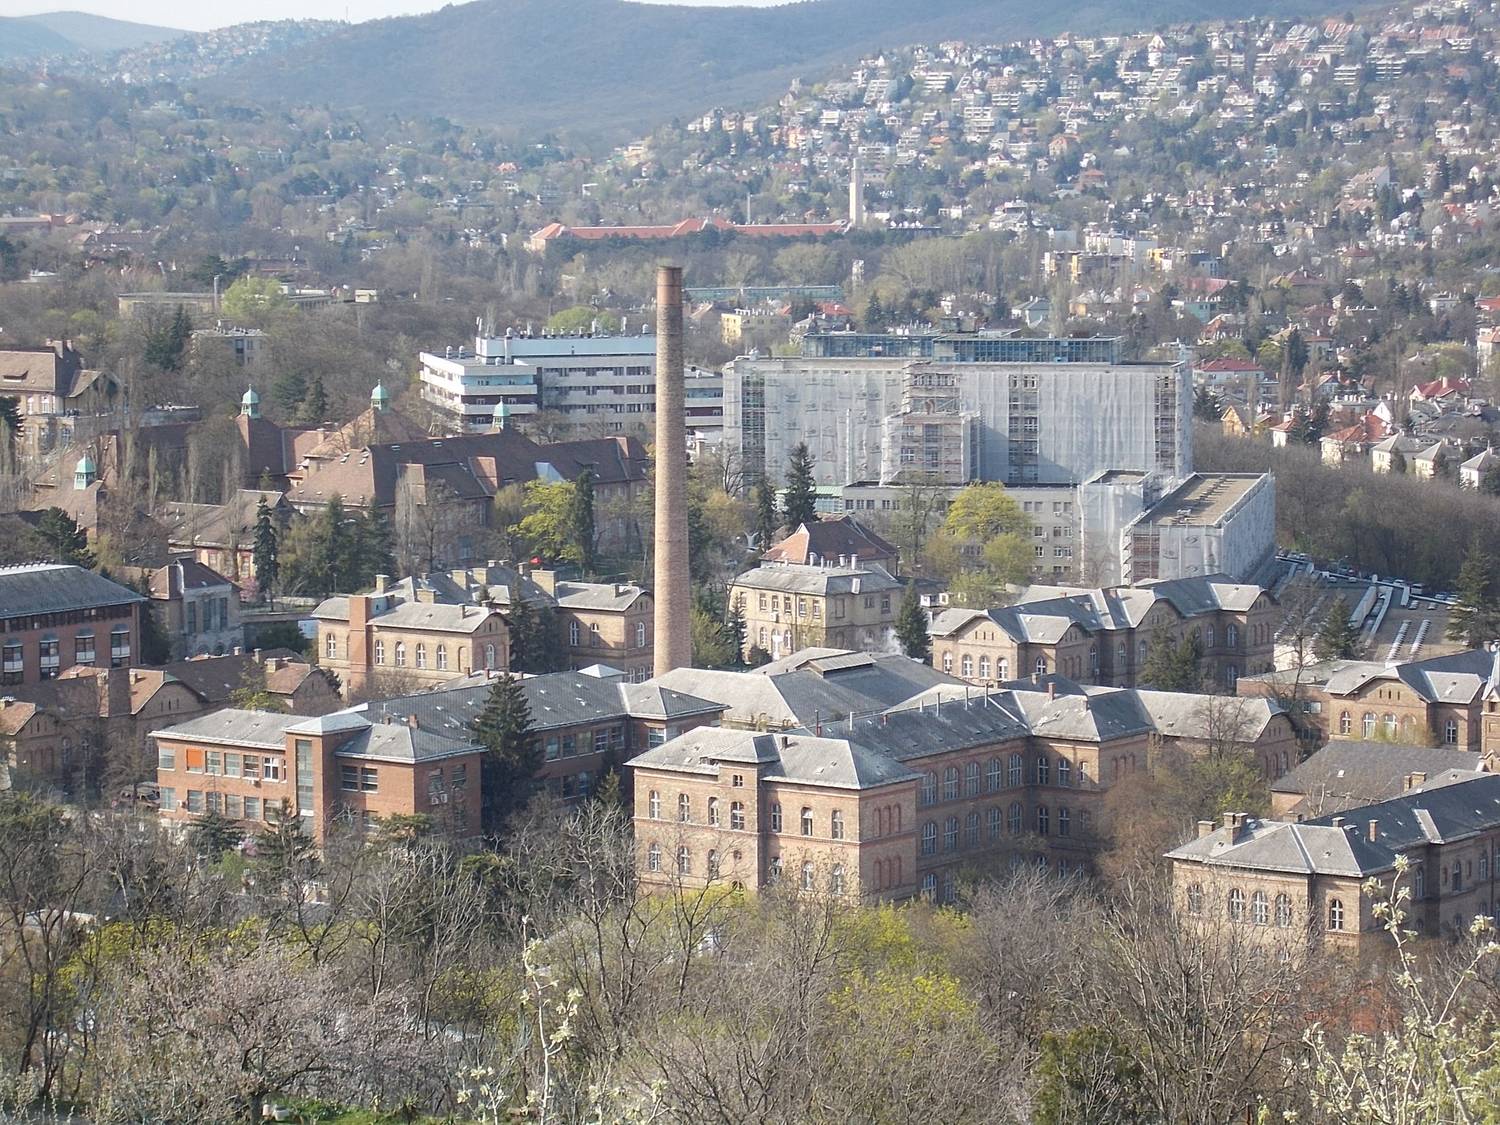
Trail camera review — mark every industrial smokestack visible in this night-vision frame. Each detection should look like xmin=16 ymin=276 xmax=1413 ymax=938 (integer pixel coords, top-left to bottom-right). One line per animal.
xmin=653 ymin=264 xmax=691 ymax=676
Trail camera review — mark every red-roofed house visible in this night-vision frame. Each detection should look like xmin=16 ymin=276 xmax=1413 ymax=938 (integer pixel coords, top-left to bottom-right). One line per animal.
xmin=527 ymin=216 xmax=848 ymax=254
xmin=1410 ymin=377 xmax=1470 ymax=405
xmin=1320 ymin=413 xmax=1389 ymax=466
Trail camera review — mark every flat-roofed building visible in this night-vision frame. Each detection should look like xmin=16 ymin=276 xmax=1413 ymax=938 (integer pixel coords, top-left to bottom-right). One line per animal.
xmin=1121 ymin=473 xmax=1276 ymax=585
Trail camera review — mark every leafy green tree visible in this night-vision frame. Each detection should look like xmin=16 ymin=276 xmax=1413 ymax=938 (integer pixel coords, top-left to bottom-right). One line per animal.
xmin=35 ymin=507 xmax=93 ymax=567
xmin=221 ymin=275 xmax=289 ymax=326
xmin=1192 ymin=385 xmax=1221 ymax=422
xmin=1313 ymin=595 xmax=1361 ymax=660
xmin=782 ymin=442 xmax=817 ymax=529
xmin=144 ymin=306 xmax=192 ymax=372
xmin=1034 ymin=1026 xmax=1152 ymax=1125
xmin=229 ymin=660 xmax=283 ymax=712
xmin=513 ymin=480 xmax=582 ymax=565
xmin=545 ymin=306 xmax=620 ymax=334
xmin=754 ymin=476 xmax=779 ymax=550
xmin=472 ymin=672 xmax=538 ymax=833
xmin=895 ymin=583 xmax=931 ymax=662
xmin=567 ymin=468 xmax=596 ymax=574
xmin=189 ymin=810 xmax=244 ymax=861
xmin=1446 ymin=536 xmax=1500 ymax=646
xmin=691 ymin=604 xmax=737 ymax=668
xmin=942 ymin=482 xmax=1028 ymax=542
xmin=252 ymin=498 xmax=279 ymax=603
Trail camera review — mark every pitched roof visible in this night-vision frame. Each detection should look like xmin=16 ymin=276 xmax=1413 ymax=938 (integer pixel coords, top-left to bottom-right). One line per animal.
xmin=148 ymin=708 xmax=304 ymax=749
xmin=763 ymin=516 xmax=899 ymax=566
xmin=1271 ymin=741 xmax=1486 ymax=816
xmin=0 ymin=564 xmax=144 ymax=616
xmin=731 ymin=561 xmax=903 ymax=596
xmin=628 ymin=725 xmax=919 ymax=790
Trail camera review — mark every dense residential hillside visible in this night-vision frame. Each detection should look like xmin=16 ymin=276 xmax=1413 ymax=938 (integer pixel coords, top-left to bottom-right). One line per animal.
xmin=200 ymin=0 xmax=1339 ymax=138
xmin=0 ymin=11 xmax=183 ymax=60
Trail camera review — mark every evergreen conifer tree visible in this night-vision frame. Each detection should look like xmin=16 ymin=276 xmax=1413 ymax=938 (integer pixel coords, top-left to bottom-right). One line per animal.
xmin=1446 ymin=537 xmax=1500 ymax=646
xmin=895 ymin=583 xmax=931 ymax=662
xmin=473 ymin=673 xmax=538 ymax=834
xmin=1314 ymin=596 xmax=1362 ymax=660
xmin=782 ymin=443 xmax=817 ymax=530
xmin=36 ymin=507 xmax=93 ymax=567
xmin=506 ymin=595 xmax=539 ymax=673
xmin=299 ymin=377 xmax=329 ymax=425
xmin=567 ymin=468 xmax=596 ymax=574
xmin=253 ymin=497 xmax=279 ymax=603
xmin=189 ymin=809 xmax=244 ymax=861
xmin=754 ymin=477 xmax=779 ymax=549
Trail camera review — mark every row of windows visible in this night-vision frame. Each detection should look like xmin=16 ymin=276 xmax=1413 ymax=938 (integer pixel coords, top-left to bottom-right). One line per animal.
xmin=2 ymin=628 xmax=131 ymax=682
xmin=165 ymin=788 xmax=278 ymax=823
xmin=919 ymin=803 xmax=1082 ymax=853
xmin=646 ymin=792 xmax=847 ymax=839
xmin=160 ymin=746 xmax=284 ymax=782
xmin=339 ymin=636 xmax=500 ymax=673
xmin=1185 ymin=884 xmax=1341 ymax=930
xmin=567 ymin=620 xmax=648 ymax=648
xmin=918 ymin=755 xmax=1088 ymax=805
xmin=644 ymin=844 xmax=848 ymax=895
xmin=543 ymin=725 xmax=624 ymax=760
xmin=1338 ymin=710 xmax=1461 ymax=745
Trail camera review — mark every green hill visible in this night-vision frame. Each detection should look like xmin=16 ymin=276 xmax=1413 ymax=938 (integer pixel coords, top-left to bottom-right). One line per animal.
xmin=0 ymin=18 xmax=75 ymax=60
xmin=201 ymin=0 xmax=1345 ymax=142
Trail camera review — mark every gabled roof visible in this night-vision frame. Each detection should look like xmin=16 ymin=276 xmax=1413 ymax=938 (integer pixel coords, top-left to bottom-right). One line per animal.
xmin=731 ymin=561 xmax=902 ymax=596
xmin=763 ymin=517 xmax=899 ymax=566
xmin=629 ymin=725 xmax=919 ymax=790
xmin=1271 ymin=741 xmax=1486 ymax=816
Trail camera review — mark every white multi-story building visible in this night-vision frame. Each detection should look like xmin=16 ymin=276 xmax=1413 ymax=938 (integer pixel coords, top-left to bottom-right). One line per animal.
xmin=419 ymin=329 xmax=724 ymax=445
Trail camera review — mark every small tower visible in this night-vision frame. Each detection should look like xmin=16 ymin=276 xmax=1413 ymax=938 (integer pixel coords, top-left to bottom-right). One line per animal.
xmin=849 ymin=156 xmax=865 ymax=227
xmin=73 ymin=453 xmax=96 ymax=490
xmin=370 ymin=382 xmax=391 ymax=413
xmin=493 ymin=399 xmax=510 ymax=432
xmin=240 ymin=385 xmax=260 ymax=419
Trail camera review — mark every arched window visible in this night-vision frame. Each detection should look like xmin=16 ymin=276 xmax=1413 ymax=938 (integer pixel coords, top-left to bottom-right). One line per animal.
xmin=707 ymin=797 xmax=720 ymax=826
xmin=801 ymin=862 xmax=815 ymax=892
xmin=1328 ymin=898 xmax=1345 ymax=930
xmin=987 ymin=806 xmax=1002 ymax=840
xmin=1227 ymin=623 xmax=1239 ymax=646
xmin=394 ymin=642 xmax=406 ymax=667
xmin=986 ymin=758 xmax=1002 ymax=792
xmin=920 ymin=771 xmax=937 ymax=805
xmin=1228 ymin=887 xmax=1246 ymax=922
xmin=1251 ymin=890 xmax=1269 ymax=925
xmin=647 ymin=790 xmax=661 ymax=819
xmin=800 ymin=807 xmax=813 ymax=836
xmin=942 ymin=652 xmax=953 ymax=673
xmin=997 ymin=657 xmax=1009 ymax=680
xmin=768 ymin=856 xmax=782 ymax=883
xmin=1035 ymin=655 xmax=1047 ymax=677
xmin=636 ymin=622 xmax=647 ymax=648
xmin=484 ymin=644 xmax=496 ymax=670
xmin=1008 ymin=753 xmax=1023 ymax=786
xmin=1445 ymin=719 xmax=1459 ymax=745
xmin=1058 ymin=807 xmax=1071 ymax=836
xmin=706 ymin=849 xmax=720 ymax=879
xmin=830 ymin=810 xmax=844 ymax=839
xmin=920 ymin=873 xmax=938 ymax=900
xmin=961 ymin=654 xmax=974 ymax=677
xmin=414 ymin=643 xmax=426 ymax=669
xmin=676 ymin=847 xmax=690 ymax=875
xmin=677 ymin=793 xmax=691 ymax=822
xmin=1339 ymin=711 xmax=1351 ymax=735
xmin=921 ymin=821 xmax=937 ymax=855
xmin=1187 ymin=883 xmax=1204 ymax=914
xmin=1035 ymin=755 xmax=1050 ymax=786
xmin=771 ymin=803 xmax=783 ymax=832
xmin=1138 ymin=639 xmax=1148 ymax=664
xmin=943 ymin=816 xmax=959 ymax=851
xmin=1383 ymin=713 xmax=1397 ymax=736
xmin=1205 ymin=624 xmax=1215 ymax=647
xmin=978 ymin=655 xmax=991 ymax=680
xmin=964 ymin=811 xmax=980 ymax=847
xmin=964 ymin=761 xmax=980 ymax=796
xmin=374 ymin=639 xmax=385 ymax=664
xmin=942 ymin=766 xmax=959 ymax=800
xmin=1274 ymin=894 xmax=1292 ymax=927
xmin=436 ymin=644 xmax=448 ymax=671
xmin=1035 ymin=805 xmax=1050 ymax=835
xmin=730 ymin=801 xmax=745 ymax=831
xmin=568 ymin=620 xmax=581 ymax=646
xmin=1362 ymin=712 xmax=1375 ymax=738
xmin=830 ymin=865 xmax=846 ymax=895
xmin=647 ymin=843 xmax=661 ymax=872
xmin=1057 ymin=758 xmax=1072 ymax=786
xmin=1008 ymin=801 xmax=1023 ymax=835
xmin=325 ymin=633 xmax=338 ymax=660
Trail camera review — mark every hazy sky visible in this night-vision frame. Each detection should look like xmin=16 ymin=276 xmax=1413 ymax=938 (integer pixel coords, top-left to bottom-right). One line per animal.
xmin=0 ymin=0 xmax=784 ymax=34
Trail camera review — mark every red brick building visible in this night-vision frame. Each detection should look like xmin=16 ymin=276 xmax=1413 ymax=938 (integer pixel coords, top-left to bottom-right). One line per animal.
xmin=0 ymin=564 xmax=145 ymax=688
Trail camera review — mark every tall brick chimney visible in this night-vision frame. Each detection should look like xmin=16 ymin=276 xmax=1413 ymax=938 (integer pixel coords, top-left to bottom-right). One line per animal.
xmin=653 ymin=264 xmax=691 ymax=676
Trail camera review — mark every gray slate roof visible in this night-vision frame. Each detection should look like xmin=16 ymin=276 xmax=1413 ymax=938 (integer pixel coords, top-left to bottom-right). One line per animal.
xmin=629 ymin=725 xmax=920 ymax=790
xmin=148 ymin=708 xmax=303 ymax=749
xmin=1168 ymin=773 xmax=1500 ymax=878
xmin=731 ymin=561 xmax=902 ymax=596
xmin=0 ymin=564 xmax=145 ymax=617
xmin=1271 ymin=741 xmax=1486 ymax=816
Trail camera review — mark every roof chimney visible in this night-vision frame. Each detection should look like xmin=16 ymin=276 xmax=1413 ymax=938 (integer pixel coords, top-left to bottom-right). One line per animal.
xmin=1331 ymin=815 xmax=1345 ymax=829
xmin=406 ymin=713 xmax=418 ymax=728
xmin=1047 ymin=680 xmax=1056 ymax=701
xmin=1367 ymin=819 xmax=1379 ymax=843
xmin=1405 ymin=771 xmax=1426 ymax=790
xmin=1197 ymin=819 xmax=1215 ymax=839
xmin=374 ymin=574 xmax=389 ymax=593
